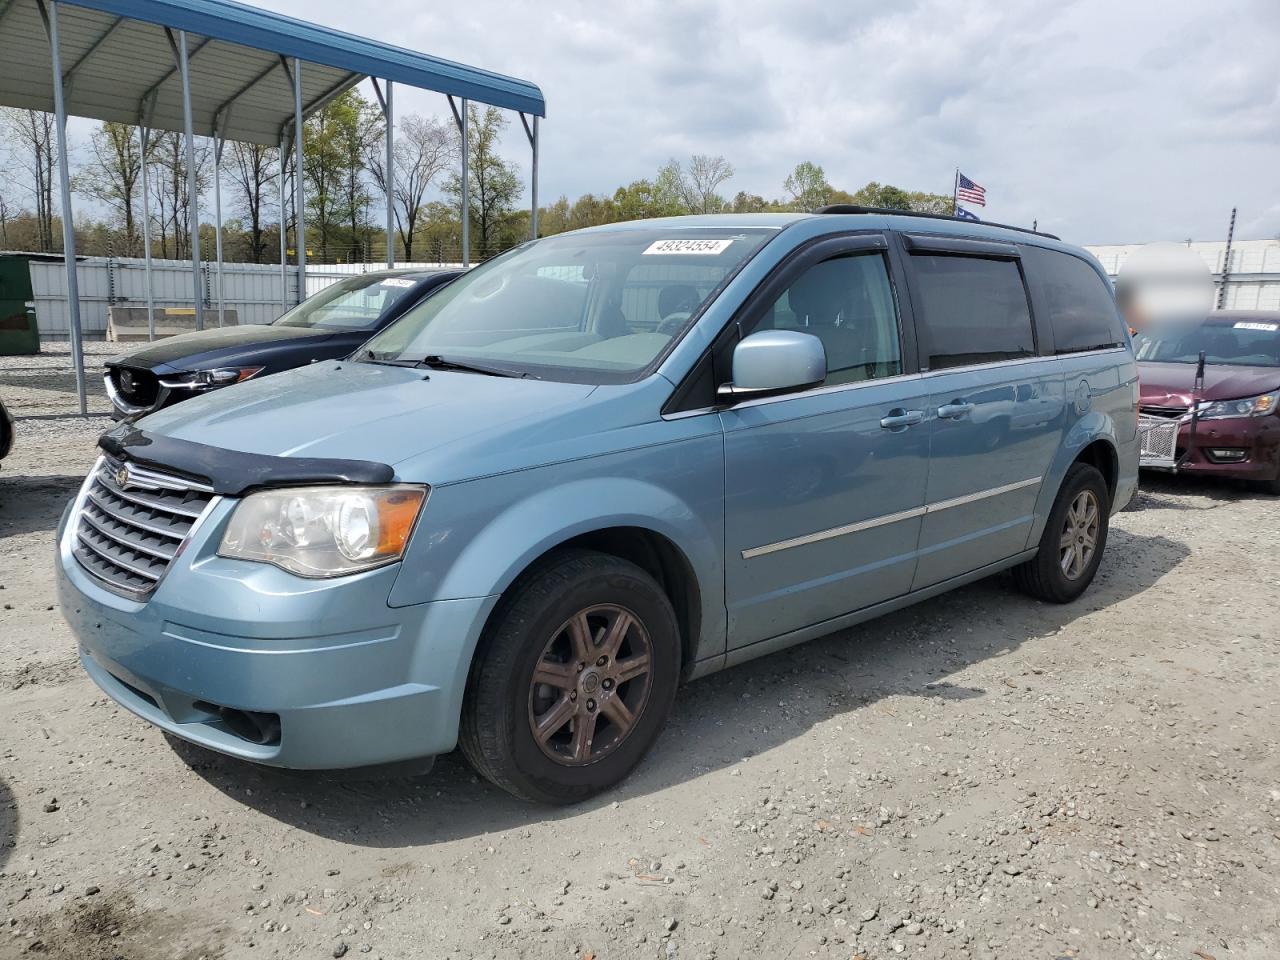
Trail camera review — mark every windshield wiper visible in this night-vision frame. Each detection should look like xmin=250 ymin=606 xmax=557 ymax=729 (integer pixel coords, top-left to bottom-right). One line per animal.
xmin=411 ymin=355 xmax=527 ymax=378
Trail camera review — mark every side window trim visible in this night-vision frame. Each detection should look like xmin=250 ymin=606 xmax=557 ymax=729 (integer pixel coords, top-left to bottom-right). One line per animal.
xmin=898 ymin=243 xmax=1040 ymax=373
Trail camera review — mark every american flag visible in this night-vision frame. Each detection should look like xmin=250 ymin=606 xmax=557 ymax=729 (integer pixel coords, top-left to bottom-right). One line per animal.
xmin=956 ymin=172 xmax=986 ymax=207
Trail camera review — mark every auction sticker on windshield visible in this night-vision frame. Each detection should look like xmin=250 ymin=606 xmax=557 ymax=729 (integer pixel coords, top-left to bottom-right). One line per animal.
xmin=643 ymin=238 xmax=735 ymax=256
xmin=381 ymin=279 xmax=418 ymax=288
xmin=1234 ymin=321 xmax=1278 ymax=331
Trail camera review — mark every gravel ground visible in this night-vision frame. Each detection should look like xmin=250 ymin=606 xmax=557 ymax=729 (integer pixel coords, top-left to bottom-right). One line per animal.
xmin=2 ymin=347 xmax=1279 ymax=959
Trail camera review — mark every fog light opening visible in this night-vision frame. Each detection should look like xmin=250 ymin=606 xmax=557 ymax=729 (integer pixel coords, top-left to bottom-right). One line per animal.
xmin=1206 ymin=448 xmax=1247 ymax=463
xmin=194 ymin=700 xmax=282 ymax=746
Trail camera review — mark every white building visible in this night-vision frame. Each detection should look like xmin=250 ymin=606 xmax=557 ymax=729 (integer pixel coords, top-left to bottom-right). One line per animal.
xmin=1083 ymin=238 xmax=1280 ymax=312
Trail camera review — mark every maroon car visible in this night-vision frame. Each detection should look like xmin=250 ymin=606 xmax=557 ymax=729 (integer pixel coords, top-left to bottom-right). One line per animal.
xmin=1134 ymin=310 xmax=1280 ymax=493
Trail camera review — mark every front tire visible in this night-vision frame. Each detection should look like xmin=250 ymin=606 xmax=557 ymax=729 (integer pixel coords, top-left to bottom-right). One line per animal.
xmin=1013 ymin=463 xmax=1110 ymax=603
xmin=459 ymin=550 xmax=681 ymax=804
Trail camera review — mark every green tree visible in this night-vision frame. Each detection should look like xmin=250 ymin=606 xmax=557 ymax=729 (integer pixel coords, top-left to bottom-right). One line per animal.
xmin=76 ymin=121 xmax=148 ymax=254
xmin=445 ymin=105 xmax=522 ymax=259
xmin=731 ymin=191 xmax=768 ymax=213
xmin=302 ymin=90 xmax=365 ymax=261
xmin=849 ymin=181 xmax=915 ymax=211
xmin=613 ymin=178 xmax=684 ymax=221
xmin=333 ymin=92 xmax=382 ymax=261
xmin=783 ymin=161 xmax=832 ymax=211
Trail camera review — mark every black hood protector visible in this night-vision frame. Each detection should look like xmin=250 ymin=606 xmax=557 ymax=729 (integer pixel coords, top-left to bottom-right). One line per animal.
xmin=98 ymin=424 xmax=395 ymax=497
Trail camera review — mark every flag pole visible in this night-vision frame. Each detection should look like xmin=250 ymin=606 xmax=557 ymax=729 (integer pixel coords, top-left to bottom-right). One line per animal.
xmin=952 ymin=168 xmax=959 ymax=215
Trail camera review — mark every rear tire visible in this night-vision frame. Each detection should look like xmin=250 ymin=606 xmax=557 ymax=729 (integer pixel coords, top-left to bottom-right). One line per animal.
xmin=459 ymin=549 xmax=680 ymax=804
xmin=1013 ymin=463 xmax=1110 ymax=603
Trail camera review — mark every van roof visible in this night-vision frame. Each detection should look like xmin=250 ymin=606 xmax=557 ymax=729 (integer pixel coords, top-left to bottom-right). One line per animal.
xmin=563 ymin=210 xmax=1078 ymax=254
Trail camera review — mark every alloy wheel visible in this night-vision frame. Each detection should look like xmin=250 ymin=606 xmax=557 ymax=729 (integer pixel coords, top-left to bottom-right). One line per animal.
xmin=1059 ymin=489 xmax=1100 ymax=580
xmin=527 ymin=604 xmax=654 ymax=766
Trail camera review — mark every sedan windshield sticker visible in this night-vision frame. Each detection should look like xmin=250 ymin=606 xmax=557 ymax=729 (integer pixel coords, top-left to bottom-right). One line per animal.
xmin=380 ymin=278 xmax=418 ymax=288
xmin=1233 ymin=321 xmax=1279 ymax=331
xmin=642 ymin=238 xmax=735 ymax=256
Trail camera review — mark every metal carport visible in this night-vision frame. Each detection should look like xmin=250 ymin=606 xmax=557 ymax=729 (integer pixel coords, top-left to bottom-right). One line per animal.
xmin=0 ymin=0 xmax=545 ymax=413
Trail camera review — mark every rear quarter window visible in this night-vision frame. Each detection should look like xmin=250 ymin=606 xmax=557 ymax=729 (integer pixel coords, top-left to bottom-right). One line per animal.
xmin=909 ymin=254 xmax=1035 ymax=370
xmin=1024 ymin=246 xmax=1126 ymax=353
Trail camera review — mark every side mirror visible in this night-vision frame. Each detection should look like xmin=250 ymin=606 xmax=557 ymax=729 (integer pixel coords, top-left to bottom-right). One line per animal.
xmin=718 ymin=330 xmax=826 ymax=400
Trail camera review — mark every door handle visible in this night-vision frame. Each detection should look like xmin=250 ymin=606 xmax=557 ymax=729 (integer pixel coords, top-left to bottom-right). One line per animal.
xmin=880 ymin=408 xmax=925 ymax=430
xmin=937 ymin=400 xmax=975 ymax=420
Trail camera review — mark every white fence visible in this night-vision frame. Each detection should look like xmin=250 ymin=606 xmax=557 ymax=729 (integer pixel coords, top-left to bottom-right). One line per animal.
xmin=30 ymin=255 xmax=466 ymax=339
xmin=1084 ymin=239 xmax=1280 ymax=312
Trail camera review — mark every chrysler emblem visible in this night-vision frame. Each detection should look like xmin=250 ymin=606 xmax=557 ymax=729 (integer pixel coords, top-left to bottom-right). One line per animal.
xmin=115 ymin=465 xmax=132 ymax=489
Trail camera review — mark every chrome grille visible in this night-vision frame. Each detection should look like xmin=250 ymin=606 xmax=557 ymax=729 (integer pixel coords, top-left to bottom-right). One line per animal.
xmin=71 ymin=455 xmax=214 ymax=598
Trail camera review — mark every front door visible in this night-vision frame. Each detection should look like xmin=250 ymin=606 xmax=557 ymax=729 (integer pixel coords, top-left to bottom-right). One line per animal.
xmin=721 ymin=238 xmax=930 ymax=649
xmin=901 ymin=243 xmax=1066 ymax=589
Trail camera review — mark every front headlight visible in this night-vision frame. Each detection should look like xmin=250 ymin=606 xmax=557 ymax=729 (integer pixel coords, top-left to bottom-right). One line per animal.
xmin=218 ymin=484 xmax=427 ymax=577
xmin=159 ymin=367 xmax=264 ymax=391
xmin=1197 ymin=390 xmax=1279 ymax=420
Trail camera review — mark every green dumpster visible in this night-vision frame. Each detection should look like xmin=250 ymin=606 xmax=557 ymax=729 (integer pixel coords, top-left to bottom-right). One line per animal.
xmin=0 ymin=254 xmax=42 ymax=355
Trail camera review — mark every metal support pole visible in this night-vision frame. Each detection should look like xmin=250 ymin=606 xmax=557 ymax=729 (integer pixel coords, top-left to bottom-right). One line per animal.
xmin=385 ymin=81 xmax=394 ymax=267
xmin=279 ymin=133 xmax=288 ymax=309
xmin=292 ymin=57 xmax=306 ymax=304
xmin=139 ymin=125 xmax=156 ymax=340
xmin=171 ymin=29 xmax=204 ymax=331
xmin=531 ymin=115 xmax=539 ymax=240
xmin=1217 ymin=206 xmax=1237 ymax=310
xmin=460 ymin=98 xmax=469 ymax=268
xmin=373 ymin=79 xmax=395 ymax=267
xmin=212 ymin=131 xmax=225 ymax=327
xmin=520 ymin=113 xmax=540 ymax=241
xmin=43 ymin=0 xmax=86 ymax=415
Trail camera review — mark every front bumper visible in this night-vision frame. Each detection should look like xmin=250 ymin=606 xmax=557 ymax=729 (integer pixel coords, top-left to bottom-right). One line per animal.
xmin=56 ymin=500 xmax=497 ymax=769
xmin=1140 ymin=413 xmax=1280 ymax=480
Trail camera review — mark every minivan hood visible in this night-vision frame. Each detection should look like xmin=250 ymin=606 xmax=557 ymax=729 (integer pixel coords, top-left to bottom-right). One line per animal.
xmin=108 ymin=324 xmax=333 ymax=372
xmin=1138 ymin=361 xmax=1280 ymax=407
xmin=138 ymin=360 xmax=600 ymax=483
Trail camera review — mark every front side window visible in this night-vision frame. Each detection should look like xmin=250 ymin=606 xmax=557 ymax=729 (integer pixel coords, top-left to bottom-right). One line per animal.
xmin=746 ymin=253 xmax=903 ymax=386
xmin=1023 ymin=246 xmax=1125 ymax=353
xmin=911 ymin=255 xmax=1035 ymax=370
xmin=358 ymin=228 xmax=774 ymax=383
xmin=275 ymin=274 xmax=422 ymax=331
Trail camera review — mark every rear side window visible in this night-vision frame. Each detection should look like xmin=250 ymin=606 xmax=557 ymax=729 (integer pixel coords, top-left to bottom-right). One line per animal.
xmin=909 ymin=255 xmax=1035 ymax=370
xmin=1024 ymin=246 xmax=1125 ymax=353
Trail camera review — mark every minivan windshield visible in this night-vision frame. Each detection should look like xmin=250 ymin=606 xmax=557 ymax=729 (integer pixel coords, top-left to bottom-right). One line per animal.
xmin=274 ymin=273 xmax=423 ymax=331
xmin=1133 ymin=315 xmax=1280 ymax=368
xmin=356 ymin=228 xmax=774 ymax=383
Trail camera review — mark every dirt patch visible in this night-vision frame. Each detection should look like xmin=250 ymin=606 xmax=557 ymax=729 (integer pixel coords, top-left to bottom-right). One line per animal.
xmin=2 ymin=413 xmax=1279 ymax=959
xmin=17 ymin=891 xmax=225 ymax=960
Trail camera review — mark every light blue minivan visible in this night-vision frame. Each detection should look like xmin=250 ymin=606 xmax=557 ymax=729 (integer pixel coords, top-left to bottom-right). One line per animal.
xmin=57 ymin=209 xmax=1138 ymax=803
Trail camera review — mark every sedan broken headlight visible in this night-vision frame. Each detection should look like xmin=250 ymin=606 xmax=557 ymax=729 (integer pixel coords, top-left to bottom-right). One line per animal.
xmin=218 ymin=485 xmax=428 ymax=577
xmin=1197 ymin=389 xmax=1279 ymax=420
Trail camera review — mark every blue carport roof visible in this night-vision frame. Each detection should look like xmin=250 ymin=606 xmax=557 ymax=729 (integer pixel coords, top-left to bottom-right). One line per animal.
xmin=0 ymin=0 xmax=544 ymax=145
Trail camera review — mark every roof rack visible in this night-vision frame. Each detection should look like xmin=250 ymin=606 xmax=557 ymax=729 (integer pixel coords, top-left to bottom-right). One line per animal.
xmin=813 ymin=205 xmax=1060 ymax=241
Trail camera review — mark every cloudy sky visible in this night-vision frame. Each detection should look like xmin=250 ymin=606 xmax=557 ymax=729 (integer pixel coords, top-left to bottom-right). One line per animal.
xmin=230 ymin=0 xmax=1280 ymax=243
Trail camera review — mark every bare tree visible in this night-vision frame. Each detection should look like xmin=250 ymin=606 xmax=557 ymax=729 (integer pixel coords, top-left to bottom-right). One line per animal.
xmin=366 ymin=114 xmax=455 ymax=261
xmin=682 ymin=154 xmax=734 ymax=213
xmin=229 ymin=141 xmax=278 ymax=263
xmin=149 ymin=131 xmax=211 ymax=259
xmin=76 ymin=121 xmax=147 ymax=254
xmin=1 ymin=108 xmax=58 ymax=252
